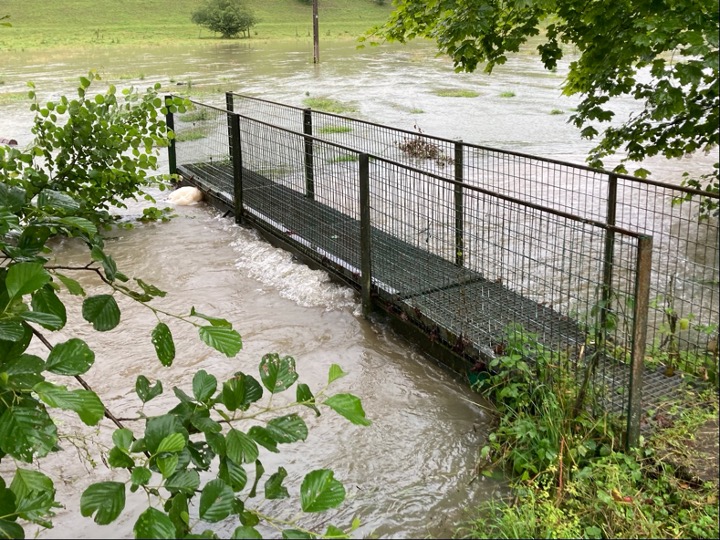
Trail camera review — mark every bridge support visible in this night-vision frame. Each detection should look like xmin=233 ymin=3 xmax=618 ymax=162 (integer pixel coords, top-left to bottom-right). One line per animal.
xmin=359 ymin=153 xmax=372 ymax=318
xmin=165 ymin=95 xmax=177 ymax=176
xmin=626 ymin=234 xmax=652 ymax=449
xmin=303 ymin=109 xmax=315 ymax=200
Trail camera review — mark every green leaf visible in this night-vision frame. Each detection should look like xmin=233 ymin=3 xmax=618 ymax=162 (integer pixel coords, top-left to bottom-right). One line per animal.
xmin=266 ymin=414 xmax=308 ymax=444
xmin=165 ymin=469 xmax=200 ymax=495
xmin=300 ymin=470 xmax=345 ymax=513
xmin=226 ymin=429 xmax=259 ymax=464
xmin=113 ymin=428 xmax=134 ymax=451
xmin=151 ymin=322 xmax=175 ymax=367
xmin=136 ymin=375 xmax=163 ymax=402
xmin=0 ymin=402 xmax=57 ymax=462
xmin=82 ymin=294 xmax=121 ymax=331
xmin=108 ymin=447 xmax=135 ymax=469
xmin=80 ymin=482 xmax=126 ymax=525
xmin=190 ymin=307 xmax=232 ymax=327
xmin=0 ymin=321 xmax=25 ymax=342
xmin=259 ymin=353 xmax=298 ymax=393
xmin=327 ymin=363 xmax=347 ymax=384
xmin=144 ymin=415 xmax=186 ymax=454
xmin=0 ymin=520 xmax=24 ymax=539
xmin=57 ymin=216 xmax=97 ymax=236
xmin=248 ymin=460 xmax=265 ymax=498
xmin=324 ymin=525 xmax=349 ymax=538
xmin=36 ymin=189 xmax=80 ymax=212
xmin=192 ymin=369 xmax=217 ymax=402
xmin=45 ymin=338 xmax=95 ymax=375
xmin=281 ymin=530 xmax=314 ymax=539
xmin=133 ymin=507 xmax=177 ymax=539
xmin=264 ymin=467 xmax=289 ymax=500
xmin=247 ymin=426 xmax=279 ymax=453
xmin=221 ymin=373 xmax=262 ymax=411
xmin=218 ymin=457 xmax=247 ymax=492
xmin=10 ymin=469 xmax=55 ymax=522
xmin=157 ymin=432 xmax=186 ymax=454
xmin=54 ymin=272 xmax=85 ymax=296
xmin=167 ymin=494 xmax=190 ymax=537
xmin=19 ymin=310 xmax=64 ymax=331
xmin=0 ymin=183 xmax=26 ymax=213
xmin=232 ymin=526 xmax=262 ymax=539
xmin=131 ymin=467 xmax=153 ymax=487
xmin=323 ymin=394 xmax=372 ymax=426
xmin=199 ymin=479 xmax=233 ymax=522
xmin=156 ymin=454 xmax=179 ymax=479
xmin=199 ymin=326 xmax=242 ymax=357
xmin=6 ymin=262 xmax=51 ymax=299
xmin=136 ymin=279 xmax=167 ymax=298
xmin=296 ymin=383 xmax=321 ymax=416
xmin=33 ymin=382 xmax=105 ymax=426
xmin=30 ymin=286 xmax=66 ymax=330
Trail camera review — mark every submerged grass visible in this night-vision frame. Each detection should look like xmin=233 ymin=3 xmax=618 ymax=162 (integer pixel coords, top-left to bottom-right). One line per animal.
xmin=318 ymin=125 xmax=352 ymax=134
xmin=432 ymin=88 xmax=480 ymax=98
xmin=303 ymin=96 xmax=358 ymax=114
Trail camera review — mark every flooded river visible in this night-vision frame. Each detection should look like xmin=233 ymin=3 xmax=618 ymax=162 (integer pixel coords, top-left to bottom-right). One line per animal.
xmin=0 ymin=38 xmax=715 ymax=538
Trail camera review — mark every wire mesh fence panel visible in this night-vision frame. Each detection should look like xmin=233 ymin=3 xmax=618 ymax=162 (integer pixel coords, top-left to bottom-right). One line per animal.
xmin=230 ymin=94 xmax=304 ymax=133
xmin=173 ymin=100 xmax=234 ymax=199
xmin=462 ymin=147 xmax=610 ymax=221
xmin=614 ymin=178 xmax=719 ymax=377
xmin=227 ymin=94 xmax=719 ymax=383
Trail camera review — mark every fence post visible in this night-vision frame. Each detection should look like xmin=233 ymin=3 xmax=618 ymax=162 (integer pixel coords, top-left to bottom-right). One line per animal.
xmin=359 ymin=153 xmax=372 ymax=318
xmin=303 ymin=108 xmax=315 ymax=200
xmin=626 ymin=234 xmax=653 ymax=449
xmin=599 ymin=174 xmax=618 ymax=350
xmin=165 ymin=95 xmax=177 ymax=176
xmin=230 ymin=113 xmax=244 ymax=224
xmin=454 ymin=140 xmax=464 ymax=267
xmin=226 ymin=92 xmax=234 ymax=160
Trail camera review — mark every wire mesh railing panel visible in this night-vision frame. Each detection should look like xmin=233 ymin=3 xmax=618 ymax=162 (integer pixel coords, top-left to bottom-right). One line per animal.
xmin=236 ymin=116 xmax=363 ymax=273
xmin=173 ymin=101 xmax=234 ymax=198
xmin=462 ymin=146 xmax=610 ymax=221
xmin=311 ymin=111 xmax=457 ymax=172
xmin=614 ymin=178 xmax=719 ymax=377
xmin=231 ymin=94 xmax=304 ymax=133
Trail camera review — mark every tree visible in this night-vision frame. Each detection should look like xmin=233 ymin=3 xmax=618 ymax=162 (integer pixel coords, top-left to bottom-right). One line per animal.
xmin=0 ymin=73 xmax=368 ymax=538
xmin=191 ymin=0 xmax=257 ymax=39
xmin=366 ymin=0 xmax=719 ymax=214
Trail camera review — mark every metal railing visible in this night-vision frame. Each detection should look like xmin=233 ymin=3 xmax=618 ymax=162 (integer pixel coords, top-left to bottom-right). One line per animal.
xmin=167 ymin=96 xmax=674 ymax=446
xmin=227 ymin=93 xmax=719 ymax=381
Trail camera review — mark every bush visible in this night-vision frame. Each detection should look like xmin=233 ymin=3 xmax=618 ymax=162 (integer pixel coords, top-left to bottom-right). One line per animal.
xmin=191 ymin=0 xmax=257 ymax=39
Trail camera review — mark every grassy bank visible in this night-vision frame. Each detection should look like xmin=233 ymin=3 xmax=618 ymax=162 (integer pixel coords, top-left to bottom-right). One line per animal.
xmin=0 ymin=0 xmax=394 ymax=51
xmin=457 ymin=327 xmax=719 ymax=539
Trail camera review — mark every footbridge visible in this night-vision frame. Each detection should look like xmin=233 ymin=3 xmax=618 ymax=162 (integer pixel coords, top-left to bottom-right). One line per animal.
xmin=165 ymin=94 xmax=719 ymax=447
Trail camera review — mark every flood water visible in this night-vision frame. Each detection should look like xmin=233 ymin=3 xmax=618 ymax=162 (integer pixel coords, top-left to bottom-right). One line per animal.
xmin=0 ymin=39 xmax=715 ymax=538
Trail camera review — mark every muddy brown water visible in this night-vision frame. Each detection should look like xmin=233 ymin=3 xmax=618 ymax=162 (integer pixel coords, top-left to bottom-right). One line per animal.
xmin=0 ymin=39 xmax=715 ymax=538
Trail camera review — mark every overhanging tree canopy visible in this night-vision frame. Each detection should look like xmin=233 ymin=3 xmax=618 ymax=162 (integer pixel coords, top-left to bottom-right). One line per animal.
xmin=367 ymin=0 xmax=719 ymax=210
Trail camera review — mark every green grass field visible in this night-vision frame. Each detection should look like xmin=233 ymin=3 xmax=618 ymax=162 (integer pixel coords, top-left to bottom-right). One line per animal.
xmin=0 ymin=0 xmax=394 ymax=51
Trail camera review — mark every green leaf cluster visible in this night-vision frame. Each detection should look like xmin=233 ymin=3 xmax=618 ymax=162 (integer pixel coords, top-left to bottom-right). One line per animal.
xmin=1 ymin=74 xmax=369 ymax=538
xmin=80 ymin=360 xmax=369 ymax=537
xmin=369 ymin=0 xmax=719 ymax=213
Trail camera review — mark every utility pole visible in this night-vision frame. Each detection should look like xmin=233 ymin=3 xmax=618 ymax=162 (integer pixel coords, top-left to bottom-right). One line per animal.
xmin=312 ymin=0 xmax=319 ymax=64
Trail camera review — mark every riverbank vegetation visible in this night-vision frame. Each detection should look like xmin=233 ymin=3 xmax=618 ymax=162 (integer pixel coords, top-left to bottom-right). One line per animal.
xmin=458 ymin=326 xmax=719 ymax=539
xmin=0 ymin=74 xmax=370 ymax=538
xmin=0 ymin=0 xmax=395 ymax=51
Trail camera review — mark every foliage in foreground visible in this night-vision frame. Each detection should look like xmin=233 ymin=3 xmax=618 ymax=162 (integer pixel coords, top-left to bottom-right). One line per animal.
xmin=463 ymin=326 xmax=719 ymax=539
xmin=0 ymin=73 xmax=369 ymax=538
xmin=368 ymin=0 xmax=719 ymax=216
